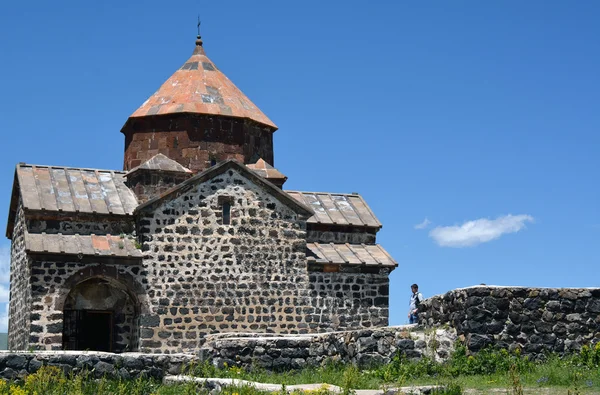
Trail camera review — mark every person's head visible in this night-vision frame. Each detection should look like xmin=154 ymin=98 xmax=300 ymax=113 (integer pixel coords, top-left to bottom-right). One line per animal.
xmin=411 ymin=284 xmax=418 ymax=293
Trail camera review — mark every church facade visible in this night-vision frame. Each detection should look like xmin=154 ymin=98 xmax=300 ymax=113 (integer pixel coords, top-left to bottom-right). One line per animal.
xmin=6 ymin=34 xmax=397 ymax=353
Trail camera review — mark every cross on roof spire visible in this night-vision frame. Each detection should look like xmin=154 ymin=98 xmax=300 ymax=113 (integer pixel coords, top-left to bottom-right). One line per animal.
xmin=196 ymin=16 xmax=203 ymax=47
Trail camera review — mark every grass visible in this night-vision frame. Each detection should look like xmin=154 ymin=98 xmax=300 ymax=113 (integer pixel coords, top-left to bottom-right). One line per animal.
xmin=0 ymin=344 xmax=598 ymax=394
xmin=188 ymin=343 xmax=600 ymax=393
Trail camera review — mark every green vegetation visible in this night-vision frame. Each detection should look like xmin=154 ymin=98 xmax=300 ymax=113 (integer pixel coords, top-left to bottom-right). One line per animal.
xmin=0 ymin=343 xmax=598 ymax=394
xmin=188 ymin=343 xmax=600 ymax=393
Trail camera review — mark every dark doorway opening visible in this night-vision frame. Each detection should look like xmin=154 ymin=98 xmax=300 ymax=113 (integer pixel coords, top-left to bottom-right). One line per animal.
xmin=62 ymin=277 xmax=140 ymax=352
xmin=63 ymin=310 xmax=113 ymax=352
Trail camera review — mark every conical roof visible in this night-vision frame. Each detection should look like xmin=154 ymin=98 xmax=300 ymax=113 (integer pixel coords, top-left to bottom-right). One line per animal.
xmin=247 ymin=158 xmax=287 ymax=181
xmin=129 ymin=36 xmax=277 ymax=129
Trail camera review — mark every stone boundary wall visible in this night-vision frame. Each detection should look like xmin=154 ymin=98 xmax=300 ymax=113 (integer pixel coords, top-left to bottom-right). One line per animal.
xmin=420 ymin=286 xmax=600 ymax=356
xmin=0 ymin=351 xmax=197 ymax=380
xmin=199 ymin=326 xmax=456 ymax=371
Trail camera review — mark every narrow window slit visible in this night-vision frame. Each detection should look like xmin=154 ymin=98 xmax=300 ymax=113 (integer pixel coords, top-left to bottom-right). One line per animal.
xmin=222 ymin=202 xmax=231 ymax=225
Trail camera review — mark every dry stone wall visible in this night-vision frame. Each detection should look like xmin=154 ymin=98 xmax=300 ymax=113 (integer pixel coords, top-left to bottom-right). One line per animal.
xmin=421 ymin=286 xmax=600 ymax=356
xmin=199 ymin=326 xmax=456 ymax=371
xmin=137 ymin=168 xmax=313 ymax=353
xmin=0 ymin=351 xmax=196 ymax=380
xmin=7 ymin=201 xmax=32 ymax=350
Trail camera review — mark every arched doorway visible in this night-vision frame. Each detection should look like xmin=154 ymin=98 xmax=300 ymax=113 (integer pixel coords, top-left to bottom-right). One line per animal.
xmin=62 ymin=277 xmax=139 ymax=352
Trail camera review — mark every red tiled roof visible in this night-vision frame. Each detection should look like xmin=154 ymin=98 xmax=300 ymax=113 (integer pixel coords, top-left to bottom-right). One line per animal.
xmin=129 ymin=37 xmax=277 ymax=129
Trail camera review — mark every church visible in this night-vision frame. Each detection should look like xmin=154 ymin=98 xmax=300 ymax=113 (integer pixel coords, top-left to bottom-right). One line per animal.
xmin=5 ymin=32 xmax=397 ymax=353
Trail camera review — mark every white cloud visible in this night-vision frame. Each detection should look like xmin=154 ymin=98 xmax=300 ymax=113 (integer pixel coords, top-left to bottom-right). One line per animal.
xmin=429 ymin=214 xmax=534 ymax=247
xmin=414 ymin=218 xmax=432 ymax=230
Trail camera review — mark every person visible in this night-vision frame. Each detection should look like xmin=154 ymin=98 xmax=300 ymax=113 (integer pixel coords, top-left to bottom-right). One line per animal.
xmin=408 ymin=283 xmax=423 ymax=324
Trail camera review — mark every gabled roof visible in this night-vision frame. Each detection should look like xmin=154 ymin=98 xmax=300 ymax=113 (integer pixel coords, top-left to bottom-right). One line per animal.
xmin=127 ymin=154 xmax=192 ymax=175
xmin=247 ymin=158 xmax=287 ymax=181
xmin=285 ymin=191 xmax=382 ymax=228
xmin=126 ymin=37 xmax=277 ymax=130
xmin=135 ymin=160 xmax=313 ymax=217
xmin=306 ymin=242 xmax=397 ymax=267
xmin=6 ymin=163 xmax=138 ymax=238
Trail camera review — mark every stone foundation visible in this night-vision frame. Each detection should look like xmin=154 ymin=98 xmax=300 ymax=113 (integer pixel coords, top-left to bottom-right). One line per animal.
xmin=198 ymin=326 xmax=457 ymax=371
xmin=0 ymin=351 xmax=196 ymax=380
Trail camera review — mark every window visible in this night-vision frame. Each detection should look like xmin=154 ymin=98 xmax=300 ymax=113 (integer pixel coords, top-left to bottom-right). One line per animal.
xmin=210 ymin=157 xmax=217 ymax=166
xmin=218 ymin=195 xmax=233 ymax=225
xmin=222 ymin=202 xmax=231 ymax=225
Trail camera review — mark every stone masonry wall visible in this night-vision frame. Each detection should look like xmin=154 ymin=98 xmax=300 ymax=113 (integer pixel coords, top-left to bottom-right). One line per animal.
xmin=26 ymin=262 xmax=147 ymax=351
xmin=8 ymin=201 xmax=32 ymax=350
xmin=306 ymin=226 xmax=376 ymax=244
xmin=136 ymin=168 xmax=312 ymax=353
xmin=127 ymin=171 xmax=191 ymax=204
xmin=421 ymin=286 xmax=600 ymax=356
xmin=199 ymin=326 xmax=456 ymax=371
xmin=308 ymin=271 xmax=390 ymax=331
xmin=0 ymin=351 xmax=196 ymax=380
xmin=27 ymin=217 xmax=134 ymax=236
xmin=123 ymin=114 xmax=274 ymax=172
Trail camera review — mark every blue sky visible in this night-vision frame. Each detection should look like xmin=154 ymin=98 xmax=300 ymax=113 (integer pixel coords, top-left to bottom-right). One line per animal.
xmin=0 ymin=1 xmax=599 ymax=330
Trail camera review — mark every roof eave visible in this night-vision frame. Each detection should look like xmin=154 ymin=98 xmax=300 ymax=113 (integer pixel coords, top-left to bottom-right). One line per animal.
xmin=5 ymin=168 xmax=20 ymax=239
xmin=120 ymin=112 xmax=278 ymax=134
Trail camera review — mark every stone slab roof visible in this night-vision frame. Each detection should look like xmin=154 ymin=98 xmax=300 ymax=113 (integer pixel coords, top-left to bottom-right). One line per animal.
xmin=24 ymin=233 xmax=143 ymax=258
xmin=306 ymin=242 xmax=397 ymax=267
xmin=6 ymin=163 xmax=139 ymax=238
xmin=285 ymin=191 xmax=382 ymax=228
xmin=13 ymin=164 xmax=138 ymax=215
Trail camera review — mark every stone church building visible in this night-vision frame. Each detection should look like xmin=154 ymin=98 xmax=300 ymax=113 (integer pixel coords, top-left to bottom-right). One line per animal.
xmin=5 ymin=33 xmax=397 ymax=353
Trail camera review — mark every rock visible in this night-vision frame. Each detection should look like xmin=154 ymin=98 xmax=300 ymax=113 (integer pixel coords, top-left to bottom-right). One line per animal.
xmin=6 ymin=355 xmax=28 ymax=370
xmin=0 ymin=368 xmax=18 ymax=380
xmin=122 ymin=356 xmax=144 ymax=370
xmin=76 ymin=355 xmax=100 ymax=370
xmin=566 ymin=313 xmax=582 ymax=322
xmin=93 ymin=361 xmax=115 ymax=378
xmin=29 ymin=358 xmax=43 ymax=372
xmin=467 ymin=334 xmax=491 ymax=352
xmin=396 ymin=339 xmax=415 ymax=350
xmin=357 ymin=337 xmax=377 ymax=353
xmin=118 ymin=367 xmax=131 ymax=380
xmin=587 ymin=299 xmax=600 ymax=313
xmin=523 ymin=298 xmax=541 ymax=310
